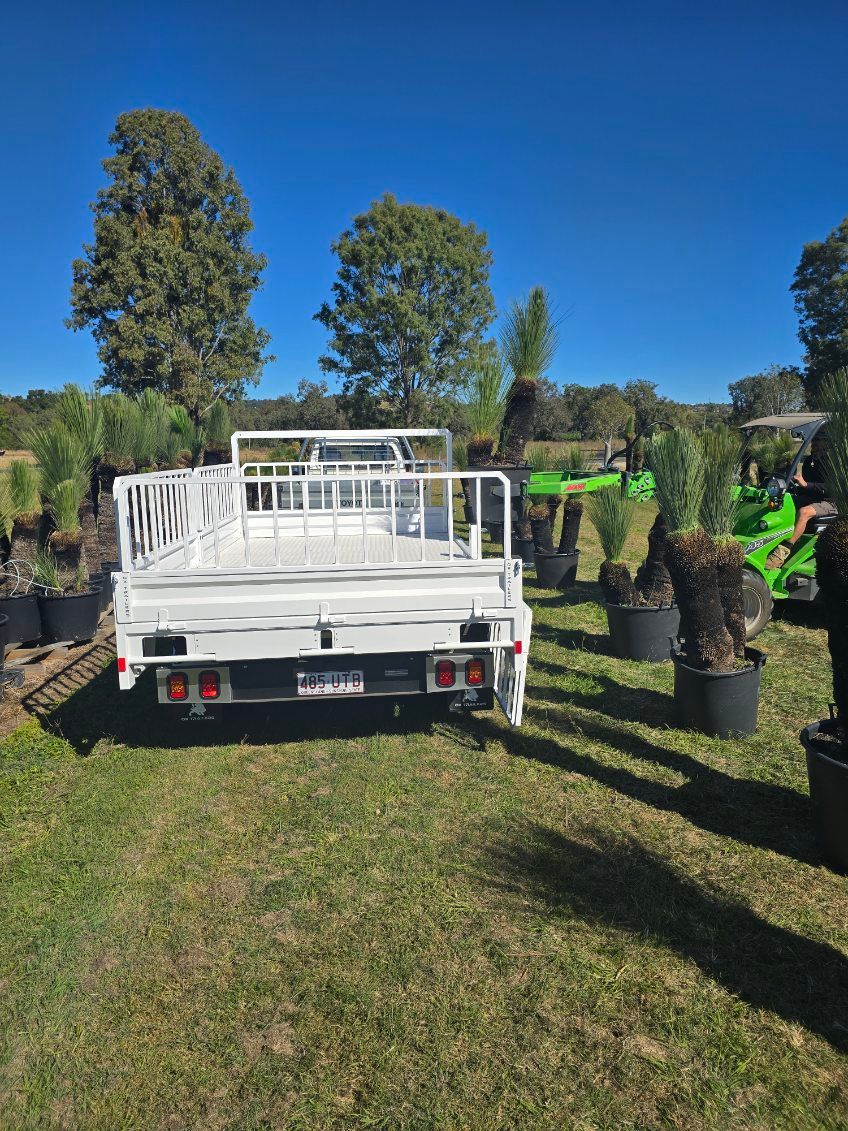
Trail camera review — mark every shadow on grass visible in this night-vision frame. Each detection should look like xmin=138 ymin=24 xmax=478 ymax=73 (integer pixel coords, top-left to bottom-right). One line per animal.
xmin=531 ymin=621 xmax=613 ymax=657
xmin=483 ymin=822 xmax=848 ymax=1051
xmin=527 ymin=660 xmax=674 ymax=726
xmin=38 ymin=663 xmax=437 ymax=755
xmin=467 ymin=711 xmax=815 ymax=865
xmin=524 ymin=579 xmax=601 ymax=609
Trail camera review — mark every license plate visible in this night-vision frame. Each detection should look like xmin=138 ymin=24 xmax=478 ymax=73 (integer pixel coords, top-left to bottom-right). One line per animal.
xmin=296 ymin=670 xmax=364 ymax=696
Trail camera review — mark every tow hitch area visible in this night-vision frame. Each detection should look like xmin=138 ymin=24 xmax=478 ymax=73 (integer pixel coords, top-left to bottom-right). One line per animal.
xmin=449 ymin=687 xmax=495 ymax=713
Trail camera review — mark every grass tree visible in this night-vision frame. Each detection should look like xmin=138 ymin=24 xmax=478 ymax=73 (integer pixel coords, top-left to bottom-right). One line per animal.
xmin=700 ymin=427 xmax=745 ymax=658
xmin=555 ymin=446 xmax=586 ymax=555
xmin=56 ymin=384 xmax=103 ymax=570
xmin=526 ymin=445 xmax=558 ymax=552
xmin=464 ymin=351 xmax=511 ymax=465
xmin=99 ymin=395 xmax=139 ymax=562
xmin=816 ymin=369 xmax=848 ymax=733
xmin=632 ymin=513 xmax=675 ymax=605
xmin=5 ymin=461 xmax=41 ymax=573
xmin=203 ymin=400 xmax=233 ymax=464
xmin=46 ymin=478 xmax=87 ymax=589
xmin=584 ymin=485 xmax=636 ymax=604
xmin=499 ymin=287 xmax=558 ymax=464
xmin=169 ymin=406 xmax=207 ymax=469
xmin=646 ymin=429 xmax=735 ymax=672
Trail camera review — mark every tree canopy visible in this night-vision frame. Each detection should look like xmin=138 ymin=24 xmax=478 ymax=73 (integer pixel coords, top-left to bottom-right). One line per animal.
xmin=67 ymin=109 xmax=272 ymax=418
xmin=315 ymin=193 xmax=495 ymax=425
xmin=791 ymin=217 xmax=848 ymax=399
xmin=728 ymin=364 xmax=806 ymax=422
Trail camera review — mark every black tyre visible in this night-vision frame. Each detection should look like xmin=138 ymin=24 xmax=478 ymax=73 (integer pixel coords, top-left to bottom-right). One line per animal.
xmin=742 ymin=568 xmax=773 ymax=640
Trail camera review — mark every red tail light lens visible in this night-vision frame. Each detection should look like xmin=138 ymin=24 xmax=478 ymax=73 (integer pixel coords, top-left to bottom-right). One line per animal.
xmin=435 ymin=659 xmax=456 ymax=688
xmin=167 ymin=672 xmax=188 ymax=700
xmin=465 ymin=659 xmax=484 ymax=686
xmin=199 ymin=671 xmax=220 ymax=700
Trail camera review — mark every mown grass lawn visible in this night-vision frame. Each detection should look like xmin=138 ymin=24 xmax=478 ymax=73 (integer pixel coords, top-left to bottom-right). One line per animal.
xmin=1 ymin=503 xmax=847 ymax=1129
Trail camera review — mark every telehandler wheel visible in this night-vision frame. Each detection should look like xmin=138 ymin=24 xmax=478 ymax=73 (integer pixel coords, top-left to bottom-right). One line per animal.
xmin=742 ymin=568 xmax=773 ymax=640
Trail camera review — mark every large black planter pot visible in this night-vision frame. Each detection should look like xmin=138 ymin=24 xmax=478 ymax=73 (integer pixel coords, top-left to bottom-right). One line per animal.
xmin=100 ymin=559 xmax=119 ymax=574
xmin=535 ymin=550 xmax=579 ymax=590
xmin=0 ymin=613 xmax=8 ymax=659
xmin=38 ymin=588 xmax=102 ymax=644
xmin=606 ymin=602 xmax=681 ymax=662
xmin=512 ymin=537 xmax=535 ymax=566
xmin=0 ymin=592 xmax=41 ymax=647
xmin=800 ymin=721 xmax=848 ymax=873
xmin=468 ymin=465 xmax=532 ymax=527
xmin=88 ymin=572 xmax=107 ymax=618
xmin=672 ymin=645 xmax=765 ymax=738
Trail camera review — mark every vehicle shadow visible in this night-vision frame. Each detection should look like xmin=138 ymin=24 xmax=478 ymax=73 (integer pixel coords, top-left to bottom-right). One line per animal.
xmin=482 ymin=821 xmax=848 ymax=1051
xmin=38 ymin=663 xmax=438 ymax=755
xmin=531 ymin=620 xmax=613 ymax=657
xmin=525 ymin=580 xmax=601 ymax=609
xmin=466 ymin=711 xmax=815 ymax=866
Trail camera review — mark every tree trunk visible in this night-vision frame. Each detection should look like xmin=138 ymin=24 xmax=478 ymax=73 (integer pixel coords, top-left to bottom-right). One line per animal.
xmin=814 ymin=520 xmax=848 ymax=730
xmin=528 ymin=507 xmax=555 ymax=553
xmin=499 ymin=377 xmax=536 ymax=465
xmin=9 ymin=513 xmax=41 ymax=569
xmin=664 ymin=527 xmax=735 ymax=672
xmin=714 ymin=537 xmax=746 ymax=659
xmin=634 ymin=513 xmax=674 ymax=606
xmin=467 ymin=437 xmax=495 ymax=465
xmin=50 ymin=531 xmax=87 ymax=592
xmin=558 ymin=497 xmax=583 ymax=554
xmin=599 ymin=560 xmax=635 ymax=605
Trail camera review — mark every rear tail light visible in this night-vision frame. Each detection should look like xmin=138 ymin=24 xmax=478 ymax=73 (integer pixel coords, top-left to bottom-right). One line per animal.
xmin=435 ymin=659 xmax=456 ymax=688
xmin=465 ymin=659 xmax=484 ymax=686
xmin=167 ymin=672 xmax=188 ymax=700
xmin=514 ymin=640 xmax=523 ymax=655
xmin=199 ymin=671 xmax=220 ymax=700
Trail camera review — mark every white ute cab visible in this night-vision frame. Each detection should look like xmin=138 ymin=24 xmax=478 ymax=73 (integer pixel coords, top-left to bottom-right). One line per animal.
xmin=110 ymin=430 xmax=532 ymax=725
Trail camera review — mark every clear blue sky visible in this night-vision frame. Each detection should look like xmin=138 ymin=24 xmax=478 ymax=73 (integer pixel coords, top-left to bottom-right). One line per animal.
xmin=1 ymin=0 xmax=846 ymax=403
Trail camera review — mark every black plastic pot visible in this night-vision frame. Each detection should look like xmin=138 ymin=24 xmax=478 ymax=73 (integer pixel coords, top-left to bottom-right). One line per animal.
xmin=672 ymin=644 xmax=765 ymax=738
xmin=800 ymin=721 xmax=848 ymax=873
xmin=606 ymin=602 xmax=681 ymax=662
xmin=487 ymin=521 xmax=505 ymax=545
xmin=468 ymin=465 xmax=531 ymax=526
xmin=100 ymin=559 xmax=119 ymax=574
xmin=38 ymin=587 xmax=102 ymax=644
xmin=88 ymin=572 xmax=107 ymax=617
xmin=0 ymin=613 xmax=8 ymax=660
xmin=535 ymin=550 xmax=579 ymax=590
xmin=0 ymin=592 xmax=41 ymax=646
xmin=512 ymin=537 xmax=535 ymax=566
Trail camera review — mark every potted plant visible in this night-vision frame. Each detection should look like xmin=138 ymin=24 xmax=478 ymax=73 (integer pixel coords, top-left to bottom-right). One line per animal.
xmin=34 ymin=547 xmax=101 ymax=644
xmin=646 ymin=429 xmax=764 ymax=736
xmin=800 ymin=369 xmax=848 ymax=871
xmin=0 ymin=461 xmax=43 ymax=644
xmin=532 ymin=445 xmax=587 ymax=589
xmin=46 ymin=479 xmax=88 ymax=588
xmin=584 ymin=486 xmax=680 ymax=661
xmin=55 ymin=383 xmax=103 ymax=575
xmin=700 ymin=427 xmax=746 ymax=660
xmin=463 ymin=350 xmax=512 ymax=530
xmin=98 ymin=395 xmax=138 ymax=566
xmin=499 ymin=286 xmax=558 ymax=465
xmin=202 ymin=400 xmax=232 ymax=465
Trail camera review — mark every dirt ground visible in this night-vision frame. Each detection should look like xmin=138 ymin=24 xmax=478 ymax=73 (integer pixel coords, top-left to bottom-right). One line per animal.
xmin=0 ymin=617 xmax=115 ymax=738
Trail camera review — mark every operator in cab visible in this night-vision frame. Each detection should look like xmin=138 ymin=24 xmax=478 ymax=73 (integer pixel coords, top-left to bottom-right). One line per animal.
xmin=765 ymin=433 xmax=836 ymax=569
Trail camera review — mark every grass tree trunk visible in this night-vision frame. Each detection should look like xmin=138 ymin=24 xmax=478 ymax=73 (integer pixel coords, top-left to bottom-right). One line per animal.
xmin=714 ymin=537 xmax=747 ymax=659
xmin=50 ymin=531 xmax=87 ymax=591
xmin=9 ymin=513 xmax=41 ymax=569
xmin=634 ymin=513 xmax=674 ymax=606
xmin=664 ymin=528 xmax=735 ymax=672
xmin=598 ymin=560 xmax=635 ymax=605
xmin=815 ymin=521 xmax=848 ymax=729
xmin=528 ymin=504 xmax=555 ymax=553
xmin=558 ymin=498 xmax=583 ymax=554
xmin=499 ymin=378 xmax=536 ymax=465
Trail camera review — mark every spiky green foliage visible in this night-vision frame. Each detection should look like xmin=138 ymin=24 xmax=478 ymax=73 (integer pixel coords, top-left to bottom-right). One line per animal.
xmin=56 ymin=384 xmax=103 ymax=469
xmin=700 ymin=427 xmax=742 ymax=539
xmin=27 ymin=425 xmax=89 ymax=500
xmin=747 ymin=431 xmax=796 ymax=478
xmin=8 ymin=461 xmax=40 ymax=518
xmin=205 ymin=400 xmax=232 ymax=448
xmin=32 ymin=547 xmax=62 ymax=592
xmin=646 ymin=429 xmax=705 ymax=534
xmin=0 ymin=476 xmax=13 ymax=540
xmin=554 ymin=445 xmax=587 ymax=472
xmin=464 ymin=353 xmax=511 ymax=443
xmin=48 ymin=479 xmax=84 ymax=534
xmin=820 ymin=368 xmax=848 ymax=515
xmin=101 ymin=394 xmax=139 ymax=466
xmin=584 ymin=486 xmax=635 ymax=563
xmin=500 ymin=286 xmax=558 ymax=383
xmin=453 ymin=438 xmax=468 ymax=472
xmin=526 ymin=444 xmax=553 ymax=472
xmin=168 ymin=406 xmax=206 ymax=468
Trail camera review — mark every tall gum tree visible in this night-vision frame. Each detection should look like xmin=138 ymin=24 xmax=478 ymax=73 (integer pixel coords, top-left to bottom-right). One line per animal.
xmin=315 ymin=194 xmax=494 ymax=426
xmin=68 ymin=109 xmax=272 ymax=420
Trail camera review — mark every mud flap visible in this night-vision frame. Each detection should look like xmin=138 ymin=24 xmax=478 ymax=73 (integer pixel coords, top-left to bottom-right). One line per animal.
xmin=493 ymin=602 xmax=532 ymax=727
xmin=449 ymin=687 xmax=495 ymax=713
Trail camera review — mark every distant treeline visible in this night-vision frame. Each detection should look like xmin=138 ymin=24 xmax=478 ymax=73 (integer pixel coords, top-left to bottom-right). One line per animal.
xmin=1 ymin=364 xmax=804 ymax=450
